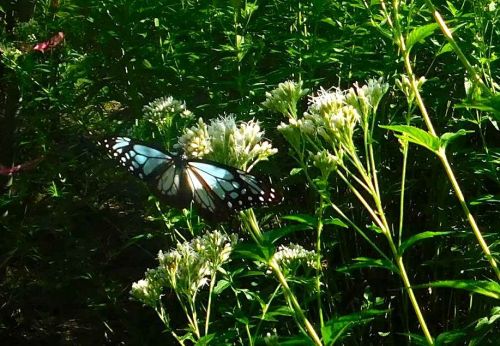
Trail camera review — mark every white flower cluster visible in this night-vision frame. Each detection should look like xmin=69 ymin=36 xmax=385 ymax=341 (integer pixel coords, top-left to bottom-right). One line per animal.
xmin=132 ymin=231 xmax=238 ymax=301
xmin=273 ymin=243 xmax=318 ymax=273
xmin=262 ymin=80 xmax=307 ymax=118
xmin=178 ymin=115 xmax=277 ymax=170
xmin=313 ymin=150 xmax=342 ymax=178
xmin=178 ymin=117 xmax=212 ymax=158
xmin=395 ymin=75 xmax=426 ymax=106
xmin=143 ymin=96 xmax=193 ymax=122
xmin=130 ymin=268 xmax=166 ymax=308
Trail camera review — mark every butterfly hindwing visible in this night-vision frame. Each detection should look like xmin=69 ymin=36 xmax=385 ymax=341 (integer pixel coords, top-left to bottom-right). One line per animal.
xmin=100 ymin=137 xmax=281 ymax=219
xmin=186 ymin=161 xmax=280 ymax=218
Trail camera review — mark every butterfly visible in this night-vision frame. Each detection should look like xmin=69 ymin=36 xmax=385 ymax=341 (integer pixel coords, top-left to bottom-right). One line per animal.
xmin=100 ymin=136 xmax=281 ymax=220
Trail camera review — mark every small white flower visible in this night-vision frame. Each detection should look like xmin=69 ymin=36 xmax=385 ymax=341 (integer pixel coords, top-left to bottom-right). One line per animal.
xmin=179 ymin=115 xmax=277 ymax=170
xmin=178 ymin=118 xmax=212 ymax=158
xmin=262 ymin=80 xmax=307 ymax=118
xmin=273 ymin=243 xmax=319 ymax=272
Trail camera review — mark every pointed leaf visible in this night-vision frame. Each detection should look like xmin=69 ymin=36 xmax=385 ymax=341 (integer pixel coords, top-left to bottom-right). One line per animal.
xmin=421 ymin=280 xmax=500 ymax=299
xmin=322 ymin=309 xmax=388 ymax=345
xmin=282 ymin=214 xmax=317 ymax=226
xmin=399 ymin=231 xmax=452 ymax=256
xmin=381 ymin=125 xmax=440 ymax=153
xmin=439 ymin=129 xmax=473 ymax=149
xmin=263 ymin=224 xmax=312 ymax=244
xmin=406 ymin=23 xmax=439 ymax=52
xmin=336 ymin=257 xmax=397 ymax=274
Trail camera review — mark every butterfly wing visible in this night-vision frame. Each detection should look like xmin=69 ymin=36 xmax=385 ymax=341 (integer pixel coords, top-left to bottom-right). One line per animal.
xmin=100 ymin=137 xmax=281 ymax=219
xmin=100 ymin=137 xmax=173 ymax=179
xmin=100 ymin=137 xmax=194 ymax=210
xmin=185 ymin=160 xmax=281 ymax=219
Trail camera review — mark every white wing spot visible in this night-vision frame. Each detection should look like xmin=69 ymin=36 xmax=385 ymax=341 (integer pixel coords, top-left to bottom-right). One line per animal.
xmin=241 ymin=188 xmax=247 ymax=195
xmin=259 ymin=196 xmax=264 ymax=202
xmin=248 ymin=196 xmax=253 ymax=201
xmin=238 ymin=200 xmax=243 ymax=206
xmin=227 ymin=201 xmax=233 ymax=208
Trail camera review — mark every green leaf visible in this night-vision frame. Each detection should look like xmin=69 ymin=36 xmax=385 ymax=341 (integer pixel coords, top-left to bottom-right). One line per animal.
xmin=263 ymin=224 xmax=312 ymax=244
xmin=406 ymin=23 xmax=439 ymax=52
xmin=213 ymin=279 xmax=231 ymax=295
xmin=422 ymin=280 xmax=500 ymax=299
xmin=336 ymin=257 xmax=397 ymax=274
xmin=435 ymin=330 xmax=467 ymax=346
xmin=381 ymin=125 xmax=440 ymax=153
xmin=282 ymin=214 xmax=317 ymax=226
xmin=322 ymin=309 xmax=388 ymax=345
xmin=324 ymin=217 xmax=348 ymax=228
xmin=439 ymin=129 xmax=473 ymax=149
xmin=195 ymin=334 xmax=215 ymax=345
xmin=233 ymin=241 xmax=274 ymax=263
xmin=290 ymin=167 xmax=303 ymax=176
xmin=458 ymin=94 xmax=500 ymax=121
xmin=470 ymin=194 xmax=500 ymax=206
xmin=399 ymin=231 xmax=452 ymax=256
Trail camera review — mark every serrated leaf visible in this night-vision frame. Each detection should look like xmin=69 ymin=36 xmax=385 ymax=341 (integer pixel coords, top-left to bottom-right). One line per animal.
xmin=381 ymin=125 xmax=440 ymax=153
xmin=399 ymin=231 xmax=452 ymax=256
xmin=422 ymin=280 xmax=500 ymax=299
xmin=406 ymin=23 xmax=439 ymax=52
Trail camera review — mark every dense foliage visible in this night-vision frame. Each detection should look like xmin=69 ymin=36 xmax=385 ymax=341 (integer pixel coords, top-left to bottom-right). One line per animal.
xmin=1 ymin=0 xmax=499 ymax=345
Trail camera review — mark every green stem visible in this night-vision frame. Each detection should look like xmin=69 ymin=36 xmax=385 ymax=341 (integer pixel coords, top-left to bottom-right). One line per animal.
xmin=268 ymin=258 xmax=323 ymax=346
xmin=254 ymin=284 xmax=281 ymax=339
xmin=398 ymin=140 xmax=409 ymax=247
xmin=437 ymin=149 xmax=500 ymax=280
xmin=205 ymin=270 xmax=217 ymax=335
xmin=423 ymin=0 xmax=493 ymax=97
xmin=389 ymin=0 xmax=500 ymax=281
xmin=240 ymin=210 xmax=322 ymax=345
xmin=315 ymin=195 xmax=325 ymax=328
xmin=329 ymin=201 xmax=393 ymax=265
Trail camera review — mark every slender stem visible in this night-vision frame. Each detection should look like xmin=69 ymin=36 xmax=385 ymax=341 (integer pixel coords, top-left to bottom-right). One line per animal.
xmin=189 ymin=295 xmax=201 ymax=339
xmin=234 ymin=288 xmax=254 ymax=346
xmin=268 ymin=258 xmax=323 ymax=346
xmin=205 ymin=270 xmax=217 ymax=335
xmin=437 ymin=149 xmax=500 ymax=280
xmin=254 ymin=284 xmax=281 ymax=339
xmin=315 ymin=195 xmax=325 ymax=328
xmin=423 ymin=0 xmax=493 ymax=97
xmin=388 ymin=0 xmax=500 ymax=280
xmin=329 ymin=201 xmax=393 ymax=265
xmin=240 ymin=209 xmax=323 ymax=345
xmin=336 ymin=170 xmax=385 ymax=230
xmin=398 ymin=140 xmax=409 ymax=247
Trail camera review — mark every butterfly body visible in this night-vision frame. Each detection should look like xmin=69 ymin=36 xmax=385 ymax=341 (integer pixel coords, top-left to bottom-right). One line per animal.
xmin=100 ymin=137 xmax=280 ymax=220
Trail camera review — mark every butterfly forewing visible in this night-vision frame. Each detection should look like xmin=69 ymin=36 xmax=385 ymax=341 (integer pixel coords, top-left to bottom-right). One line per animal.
xmin=101 ymin=137 xmax=172 ymax=180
